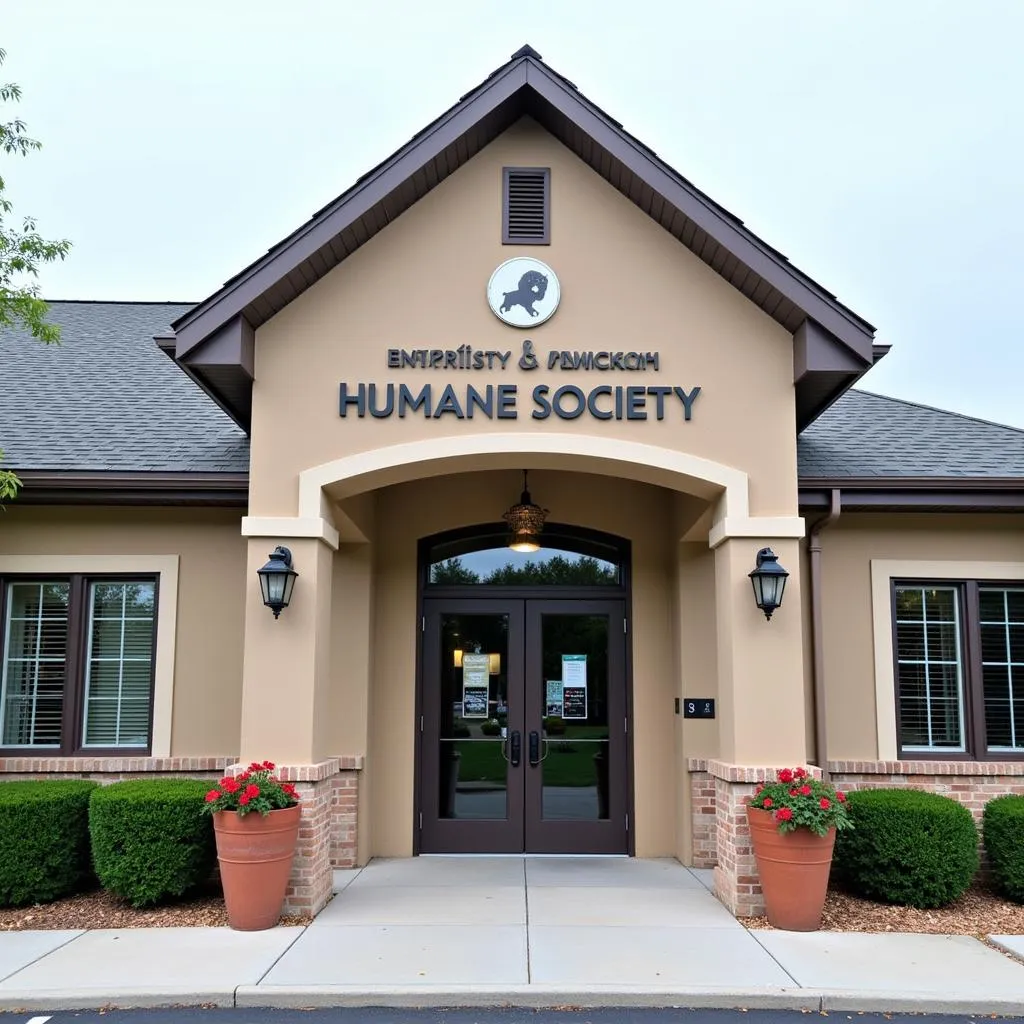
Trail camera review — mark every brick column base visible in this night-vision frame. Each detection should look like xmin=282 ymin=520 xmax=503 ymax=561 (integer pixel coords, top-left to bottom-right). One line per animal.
xmin=689 ymin=759 xmax=821 ymax=918
xmin=228 ymin=756 xmax=363 ymax=918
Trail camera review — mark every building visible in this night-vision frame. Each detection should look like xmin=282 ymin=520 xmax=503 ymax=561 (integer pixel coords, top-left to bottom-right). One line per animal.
xmin=1 ymin=46 xmax=1022 ymax=918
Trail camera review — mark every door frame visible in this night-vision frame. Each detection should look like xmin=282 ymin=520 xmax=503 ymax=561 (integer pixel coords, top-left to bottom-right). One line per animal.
xmin=413 ymin=523 xmax=635 ymax=855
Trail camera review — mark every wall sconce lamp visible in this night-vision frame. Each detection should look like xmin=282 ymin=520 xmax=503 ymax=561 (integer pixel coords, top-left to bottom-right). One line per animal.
xmin=748 ymin=547 xmax=788 ymax=621
xmin=257 ymin=545 xmax=298 ymax=619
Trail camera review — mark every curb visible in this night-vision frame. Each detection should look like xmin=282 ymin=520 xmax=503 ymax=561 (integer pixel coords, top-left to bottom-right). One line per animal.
xmin=0 ymin=989 xmax=236 ymax=1011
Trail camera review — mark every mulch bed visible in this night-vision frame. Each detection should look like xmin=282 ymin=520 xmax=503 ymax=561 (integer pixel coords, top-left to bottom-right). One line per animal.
xmin=746 ymin=882 xmax=1024 ymax=936
xmin=0 ymin=881 xmax=314 ymax=931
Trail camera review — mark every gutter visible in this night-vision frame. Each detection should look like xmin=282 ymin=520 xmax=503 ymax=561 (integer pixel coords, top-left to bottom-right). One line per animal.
xmin=808 ymin=488 xmax=841 ymax=781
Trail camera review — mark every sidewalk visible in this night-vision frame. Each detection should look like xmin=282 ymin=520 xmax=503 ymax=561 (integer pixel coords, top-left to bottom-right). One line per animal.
xmin=0 ymin=857 xmax=1023 ymax=1013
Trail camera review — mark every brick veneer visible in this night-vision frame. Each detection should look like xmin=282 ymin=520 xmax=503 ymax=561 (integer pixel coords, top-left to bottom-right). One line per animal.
xmin=690 ymin=757 xmax=1024 ymax=917
xmin=226 ymin=756 xmax=364 ymax=917
xmin=828 ymin=760 xmax=1024 ymax=825
xmin=0 ymin=753 xmax=364 ymax=919
xmin=689 ymin=758 xmax=822 ymax=918
xmin=0 ymin=755 xmax=234 ymax=782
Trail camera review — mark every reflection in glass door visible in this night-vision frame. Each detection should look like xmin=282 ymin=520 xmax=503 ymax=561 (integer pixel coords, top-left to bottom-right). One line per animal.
xmin=419 ymin=598 xmax=627 ymax=855
xmin=525 ymin=601 xmax=627 ymax=853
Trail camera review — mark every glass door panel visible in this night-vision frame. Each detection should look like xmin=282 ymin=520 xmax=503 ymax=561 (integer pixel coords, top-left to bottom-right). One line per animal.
xmin=420 ymin=599 xmax=525 ymax=853
xmin=525 ymin=600 xmax=628 ymax=854
xmin=539 ymin=614 xmax=610 ymax=821
xmin=438 ymin=612 xmax=510 ymax=821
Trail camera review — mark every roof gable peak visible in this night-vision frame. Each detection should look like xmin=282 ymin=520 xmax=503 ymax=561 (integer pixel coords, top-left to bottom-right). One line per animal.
xmin=168 ymin=47 xmax=877 ymax=431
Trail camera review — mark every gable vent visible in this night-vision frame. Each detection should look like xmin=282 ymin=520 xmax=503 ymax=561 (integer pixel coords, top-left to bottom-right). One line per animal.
xmin=503 ymin=167 xmax=550 ymax=244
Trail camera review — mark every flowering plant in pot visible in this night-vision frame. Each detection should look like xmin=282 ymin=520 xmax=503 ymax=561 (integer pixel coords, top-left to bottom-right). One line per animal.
xmin=203 ymin=762 xmax=301 ymax=931
xmin=746 ymin=767 xmax=853 ymax=931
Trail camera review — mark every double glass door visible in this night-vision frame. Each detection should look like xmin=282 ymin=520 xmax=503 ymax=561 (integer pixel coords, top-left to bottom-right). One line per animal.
xmin=419 ymin=598 xmax=628 ymax=854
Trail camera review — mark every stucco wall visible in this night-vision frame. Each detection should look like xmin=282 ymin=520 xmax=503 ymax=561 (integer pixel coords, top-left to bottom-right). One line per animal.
xmin=819 ymin=513 xmax=1024 ymax=761
xmin=248 ymin=116 xmax=798 ymax=520
xmin=366 ymin=468 xmax=684 ymax=858
xmin=0 ymin=506 xmax=246 ymax=757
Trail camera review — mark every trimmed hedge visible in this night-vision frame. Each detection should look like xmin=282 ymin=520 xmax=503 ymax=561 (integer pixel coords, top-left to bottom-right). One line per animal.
xmin=90 ymin=780 xmax=216 ymax=907
xmin=833 ymin=788 xmax=978 ymax=908
xmin=984 ymin=795 xmax=1024 ymax=903
xmin=0 ymin=780 xmax=98 ymax=906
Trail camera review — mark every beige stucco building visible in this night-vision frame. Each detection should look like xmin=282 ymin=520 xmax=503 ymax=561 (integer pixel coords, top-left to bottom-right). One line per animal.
xmin=1 ymin=47 xmax=1022 ymax=917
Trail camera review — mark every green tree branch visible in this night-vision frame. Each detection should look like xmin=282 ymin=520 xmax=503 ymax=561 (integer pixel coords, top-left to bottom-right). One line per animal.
xmin=0 ymin=47 xmax=71 ymax=503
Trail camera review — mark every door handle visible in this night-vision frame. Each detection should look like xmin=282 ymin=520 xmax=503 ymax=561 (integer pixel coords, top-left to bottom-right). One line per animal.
xmin=529 ymin=730 xmax=540 ymax=766
xmin=510 ymin=730 xmax=521 ymax=767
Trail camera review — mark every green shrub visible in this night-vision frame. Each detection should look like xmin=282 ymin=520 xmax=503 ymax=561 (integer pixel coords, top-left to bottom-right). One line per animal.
xmin=984 ymin=795 xmax=1024 ymax=903
xmin=833 ymin=788 xmax=978 ymax=908
xmin=90 ymin=780 xmax=216 ymax=907
xmin=0 ymin=780 xmax=98 ymax=906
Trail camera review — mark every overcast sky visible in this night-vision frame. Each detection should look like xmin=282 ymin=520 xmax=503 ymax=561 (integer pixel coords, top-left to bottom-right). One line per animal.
xmin=4 ymin=1 xmax=1023 ymax=428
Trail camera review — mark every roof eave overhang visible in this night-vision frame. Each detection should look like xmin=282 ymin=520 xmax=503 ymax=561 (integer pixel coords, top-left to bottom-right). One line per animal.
xmin=799 ymin=477 xmax=1024 ymax=513
xmin=13 ymin=470 xmax=250 ymax=507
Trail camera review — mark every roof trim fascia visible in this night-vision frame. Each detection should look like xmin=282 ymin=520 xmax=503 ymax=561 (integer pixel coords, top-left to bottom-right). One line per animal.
xmin=13 ymin=471 xmax=250 ymax=508
xmin=522 ymin=61 xmax=874 ymax=359
xmin=170 ymin=51 xmax=875 ymax=368
xmin=172 ymin=61 xmax=529 ymax=358
xmin=799 ymin=477 xmax=1024 ymax=513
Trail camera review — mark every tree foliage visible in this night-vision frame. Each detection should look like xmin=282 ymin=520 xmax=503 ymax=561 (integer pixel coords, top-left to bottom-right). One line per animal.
xmin=0 ymin=47 xmax=71 ymax=501
xmin=430 ymin=554 xmax=617 ymax=586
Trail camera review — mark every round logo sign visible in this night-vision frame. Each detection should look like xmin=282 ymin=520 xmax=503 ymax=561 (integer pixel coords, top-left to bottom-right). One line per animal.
xmin=486 ymin=257 xmax=560 ymax=328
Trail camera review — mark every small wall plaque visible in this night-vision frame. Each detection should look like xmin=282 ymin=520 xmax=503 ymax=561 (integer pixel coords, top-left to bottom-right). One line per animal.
xmin=683 ymin=698 xmax=715 ymax=719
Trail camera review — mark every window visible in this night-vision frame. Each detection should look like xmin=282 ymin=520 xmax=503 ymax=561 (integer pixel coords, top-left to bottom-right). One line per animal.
xmin=0 ymin=576 xmax=157 ymax=753
xmin=424 ymin=525 xmax=627 ymax=589
xmin=503 ymin=167 xmax=550 ymax=244
xmin=894 ymin=581 xmax=1024 ymax=759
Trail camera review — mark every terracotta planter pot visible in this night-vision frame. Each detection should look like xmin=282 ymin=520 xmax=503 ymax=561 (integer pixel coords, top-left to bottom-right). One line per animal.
xmin=213 ymin=804 xmax=301 ymax=931
xmin=746 ymin=805 xmax=835 ymax=931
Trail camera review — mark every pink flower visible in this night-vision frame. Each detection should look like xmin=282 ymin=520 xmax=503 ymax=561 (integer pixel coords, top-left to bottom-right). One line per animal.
xmin=762 ymin=797 xmax=773 ymax=808
xmin=820 ymin=797 xmax=831 ymax=809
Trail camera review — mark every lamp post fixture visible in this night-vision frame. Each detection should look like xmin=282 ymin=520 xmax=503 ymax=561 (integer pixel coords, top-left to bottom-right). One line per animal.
xmin=257 ymin=545 xmax=298 ymax=619
xmin=748 ymin=547 xmax=789 ymax=621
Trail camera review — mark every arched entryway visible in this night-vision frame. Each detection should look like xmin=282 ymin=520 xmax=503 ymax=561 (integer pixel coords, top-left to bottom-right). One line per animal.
xmin=416 ymin=524 xmax=631 ymax=855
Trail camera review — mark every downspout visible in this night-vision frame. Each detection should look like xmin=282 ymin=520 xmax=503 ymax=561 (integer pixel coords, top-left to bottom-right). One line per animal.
xmin=809 ymin=488 xmax=841 ymax=782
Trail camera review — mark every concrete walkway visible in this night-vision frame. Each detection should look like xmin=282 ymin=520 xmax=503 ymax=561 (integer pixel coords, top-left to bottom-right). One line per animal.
xmin=0 ymin=857 xmax=1022 ymax=1012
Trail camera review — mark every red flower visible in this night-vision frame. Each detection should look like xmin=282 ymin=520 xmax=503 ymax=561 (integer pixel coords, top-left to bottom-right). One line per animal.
xmin=755 ymin=784 xmax=764 ymax=795
xmin=789 ymin=788 xmax=799 ymax=796
xmin=778 ymin=769 xmax=794 ymax=783
xmin=794 ymin=767 xmax=807 ymax=780
xmin=238 ymin=793 xmax=250 ymax=806
xmin=248 ymin=762 xmax=263 ymax=773
xmin=205 ymin=790 xmax=220 ymax=803
xmin=244 ymin=784 xmax=260 ymax=799
xmin=799 ymin=785 xmax=812 ymax=796
xmin=837 ymin=792 xmax=847 ymax=803
xmin=237 ymin=772 xmax=251 ymax=784
xmin=820 ymin=797 xmax=831 ymax=809
xmin=282 ymin=783 xmax=298 ymax=799
xmin=775 ymin=807 xmax=794 ymax=822
xmin=762 ymin=797 xmax=773 ymax=808
xmin=261 ymin=760 xmax=276 ymax=770
xmin=222 ymin=778 xmax=240 ymax=794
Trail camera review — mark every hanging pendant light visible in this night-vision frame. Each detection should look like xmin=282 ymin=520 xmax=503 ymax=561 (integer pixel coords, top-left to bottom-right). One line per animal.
xmin=503 ymin=470 xmax=549 ymax=553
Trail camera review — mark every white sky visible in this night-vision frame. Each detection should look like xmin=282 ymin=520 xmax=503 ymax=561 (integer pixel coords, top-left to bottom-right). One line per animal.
xmin=4 ymin=1 xmax=1023 ymax=428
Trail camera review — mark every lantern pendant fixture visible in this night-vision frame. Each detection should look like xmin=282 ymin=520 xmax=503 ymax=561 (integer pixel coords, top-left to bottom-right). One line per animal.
xmin=503 ymin=470 xmax=549 ymax=553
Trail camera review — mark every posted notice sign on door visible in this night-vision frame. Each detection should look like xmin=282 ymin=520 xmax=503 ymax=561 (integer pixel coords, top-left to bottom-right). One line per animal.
xmin=561 ymin=654 xmax=588 ymax=720
xmin=462 ymin=653 xmax=490 ymax=718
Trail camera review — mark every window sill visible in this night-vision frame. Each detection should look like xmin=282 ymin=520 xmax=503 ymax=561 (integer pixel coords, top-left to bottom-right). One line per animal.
xmin=830 ymin=758 xmax=1024 ymax=775
xmin=0 ymin=754 xmax=236 ymax=773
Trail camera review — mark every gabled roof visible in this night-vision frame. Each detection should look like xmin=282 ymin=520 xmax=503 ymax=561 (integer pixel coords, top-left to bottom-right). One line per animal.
xmin=165 ymin=44 xmax=879 ymax=430
xmin=798 ymin=390 xmax=1024 ymax=478
xmin=0 ymin=302 xmax=250 ymax=496
xmin=2 ymin=304 xmax=1022 ymax=509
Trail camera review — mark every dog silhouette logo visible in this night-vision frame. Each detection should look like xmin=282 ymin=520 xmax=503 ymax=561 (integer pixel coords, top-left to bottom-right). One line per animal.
xmin=487 ymin=258 xmax=560 ymax=327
